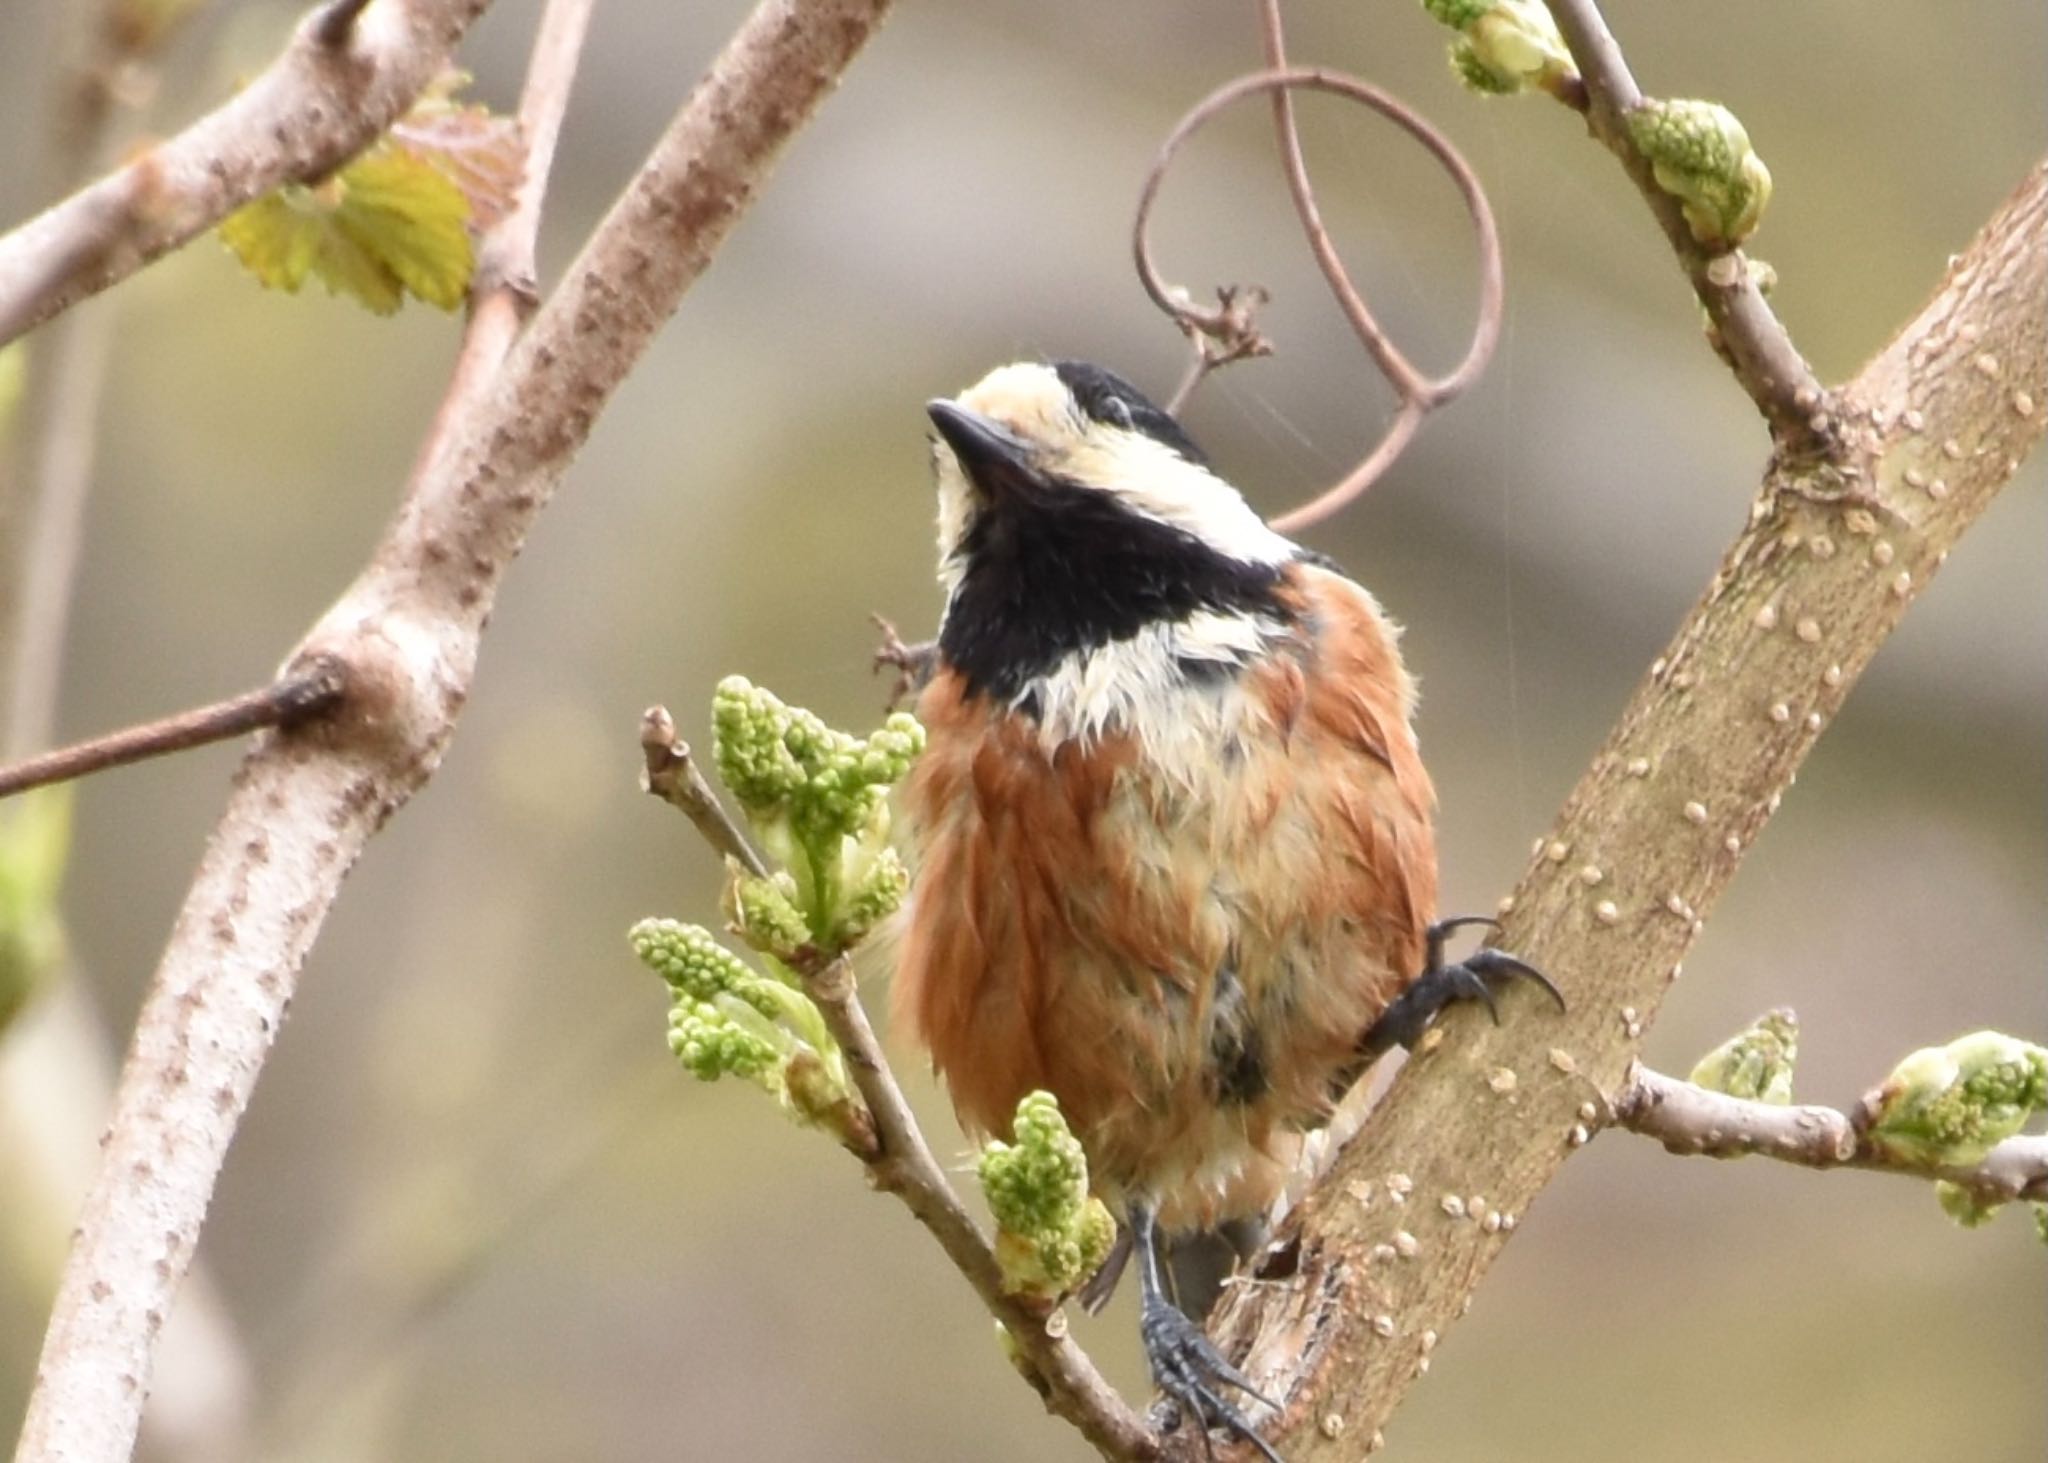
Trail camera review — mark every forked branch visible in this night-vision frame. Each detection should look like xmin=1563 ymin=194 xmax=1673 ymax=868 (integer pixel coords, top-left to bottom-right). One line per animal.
xmin=1185 ymin=160 xmax=2046 ymax=1463
xmin=14 ymin=1 xmax=899 ymax=1458
xmin=1540 ymin=0 xmax=1830 ymax=450
xmin=637 ymin=709 xmax=1156 ymax=1459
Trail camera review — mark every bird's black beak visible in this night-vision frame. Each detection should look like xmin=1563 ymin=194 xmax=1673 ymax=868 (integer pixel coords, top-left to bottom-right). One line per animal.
xmin=927 ymin=399 xmax=1036 ymax=497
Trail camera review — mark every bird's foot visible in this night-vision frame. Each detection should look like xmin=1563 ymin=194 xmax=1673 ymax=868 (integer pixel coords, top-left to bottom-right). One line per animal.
xmin=1363 ymin=916 xmax=1565 ymax=1055
xmin=1140 ymin=1292 xmax=1283 ymax=1463
xmin=869 ymin=614 xmax=935 ymax=710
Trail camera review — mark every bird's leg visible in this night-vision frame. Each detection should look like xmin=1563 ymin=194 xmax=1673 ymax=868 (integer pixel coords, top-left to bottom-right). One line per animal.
xmin=1357 ymin=915 xmax=1566 ymax=1065
xmin=1131 ymin=1199 xmax=1284 ymax=1463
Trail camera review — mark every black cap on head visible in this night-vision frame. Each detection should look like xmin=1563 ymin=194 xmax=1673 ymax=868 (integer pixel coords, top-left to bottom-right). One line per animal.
xmin=1051 ymin=360 xmax=1208 ymax=466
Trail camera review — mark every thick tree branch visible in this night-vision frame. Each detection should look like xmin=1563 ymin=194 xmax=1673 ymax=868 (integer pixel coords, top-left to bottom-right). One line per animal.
xmin=13 ymin=2 xmax=897 ymax=1458
xmin=1540 ymin=0 xmax=1830 ymax=451
xmin=0 ymin=0 xmax=491 ymax=348
xmin=1188 ymin=161 xmax=2046 ymax=1462
xmin=1612 ymin=1063 xmax=2048 ymax=1204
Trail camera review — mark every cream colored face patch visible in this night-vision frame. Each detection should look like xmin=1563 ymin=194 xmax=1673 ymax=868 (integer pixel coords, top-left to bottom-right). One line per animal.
xmin=931 ymin=361 xmax=1298 ymax=584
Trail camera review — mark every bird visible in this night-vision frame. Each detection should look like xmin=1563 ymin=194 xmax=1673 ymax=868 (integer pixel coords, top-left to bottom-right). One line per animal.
xmin=891 ymin=359 xmax=1559 ymax=1458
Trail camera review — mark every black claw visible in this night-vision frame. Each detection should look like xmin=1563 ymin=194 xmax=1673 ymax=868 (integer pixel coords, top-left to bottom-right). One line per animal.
xmin=1462 ymin=946 xmax=1567 ymax=1012
xmin=1132 ymin=1202 xmax=1285 ymax=1462
xmin=1357 ymin=915 xmax=1564 ymax=1063
xmin=1142 ymin=1295 xmax=1286 ymax=1461
xmin=1424 ymin=914 xmax=1501 ymax=972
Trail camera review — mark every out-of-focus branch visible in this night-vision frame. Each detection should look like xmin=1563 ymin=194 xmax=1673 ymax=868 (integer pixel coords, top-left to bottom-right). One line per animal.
xmin=0 ymin=0 xmax=491 ymax=348
xmin=0 ymin=660 xmax=347 ymax=799
xmin=0 ymin=9 xmax=254 ymax=1461
xmin=14 ymin=2 xmax=899 ymax=1458
xmin=1539 ymin=0 xmax=1829 ymax=452
xmin=1181 ymin=162 xmax=2047 ymax=1462
xmin=639 ymin=715 xmax=1156 ymax=1462
xmin=1611 ymin=1063 xmax=2048 ymax=1203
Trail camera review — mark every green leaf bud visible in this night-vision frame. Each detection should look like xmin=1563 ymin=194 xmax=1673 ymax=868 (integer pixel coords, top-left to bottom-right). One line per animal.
xmin=1626 ymin=98 xmax=1773 ymax=246
xmin=834 ymin=847 xmax=909 ymax=949
xmin=1864 ymin=1030 xmax=2048 ymax=1167
xmin=726 ymin=871 xmax=814 ymax=960
xmin=1689 ymin=1008 xmax=1799 ymax=1105
xmin=781 ymin=1044 xmax=869 ymax=1146
xmin=1424 ymin=0 xmax=1577 ymax=98
xmin=2033 ymin=1203 xmax=2048 ymax=1246
xmin=1934 ymin=1180 xmax=2001 ymax=1230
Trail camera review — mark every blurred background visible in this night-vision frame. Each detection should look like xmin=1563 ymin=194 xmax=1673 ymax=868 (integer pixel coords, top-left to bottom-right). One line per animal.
xmin=0 ymin=1 xmax=2042 ymax=1459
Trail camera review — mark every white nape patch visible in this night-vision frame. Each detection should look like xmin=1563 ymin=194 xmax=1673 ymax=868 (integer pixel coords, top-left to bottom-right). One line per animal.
xmin=1068 ymin=433 xmax=1297 ymax=569
xmin=1021 ymin=609 xmax=1283 ymax=778
xmin=929 ymin=362 xmax=1298 ymax=578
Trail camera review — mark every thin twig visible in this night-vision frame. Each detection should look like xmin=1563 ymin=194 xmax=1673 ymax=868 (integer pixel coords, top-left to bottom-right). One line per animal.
xmin=1612 ymin=1063 xmax=2048 ymax=1204
xmin=1132 ymin=57 xmax=1503 ymax=533
xmin=1539 ymin=0 xmax=1831 ymax=453
xmin=0 ymin=658 xmax=347 ymax=800
xmin=798 ymin=948 xmax=1155 ymax=1459
xmin=639 ymin=706 xmax=769 ymax=878
xmin=0 ymin=0 xmax=491 ymax=349
xmin=640 ymin=761 xmax=1156 ymax=1460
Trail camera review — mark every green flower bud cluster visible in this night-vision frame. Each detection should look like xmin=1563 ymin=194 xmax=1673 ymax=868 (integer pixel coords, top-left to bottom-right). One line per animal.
xmin=1626 ymin=98 xmax=1773 ymax=247
xmin=0 ymin=789 xmax=71 ymax=1036
xmin=978 ymin=1091 xmax=1117 ymax=1301
xmin=1422 ymin=0 xmax=1577 ymax=99
xmin=1689 ymin=1008 xmax=1799 ymax=1105
xmin=630 ymin=917 xmax=856 ymax=1134
xmin=710 ymin=676 xmax=924 ymax=954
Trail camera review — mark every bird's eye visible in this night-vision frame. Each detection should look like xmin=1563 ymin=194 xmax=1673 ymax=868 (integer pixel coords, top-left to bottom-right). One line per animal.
xmin=1102 ymin=397 xmax=1134 ymax=429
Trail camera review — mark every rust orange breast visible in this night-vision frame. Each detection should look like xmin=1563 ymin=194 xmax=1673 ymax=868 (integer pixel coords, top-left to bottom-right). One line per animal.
xmin=893 ymin=564 xmax=1437 ymax=1218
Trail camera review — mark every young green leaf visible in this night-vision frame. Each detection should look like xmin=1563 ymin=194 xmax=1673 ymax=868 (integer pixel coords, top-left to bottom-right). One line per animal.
xmin=216 ymin=71 xmax=517 ymax=316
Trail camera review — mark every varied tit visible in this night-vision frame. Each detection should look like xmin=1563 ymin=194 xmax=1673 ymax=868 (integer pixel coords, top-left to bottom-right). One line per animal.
xmin=893 ymin=360 xmax=1559 ymax=1457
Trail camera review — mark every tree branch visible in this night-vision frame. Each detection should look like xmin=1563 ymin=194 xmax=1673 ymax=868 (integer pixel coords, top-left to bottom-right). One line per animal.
xmin=0 ymin=0 xmax=491 ymax=348
xmin=1540 ymin=0 xmax=1830 ymax=452
xmin=637 ymin=709 xmax=1156 ymax=1459
xmin=1188 ymin=160 xmax=2047 ymax=1462
xmin=1611 ymin=1063 xmax=2048 ymax=1204
xmin=798 ymin=948 xmax=1156 ymax=1459
xmin=13 ymin=2 xmax=897 ymax=1458
xmin=639 ymin=707 xmax=771 ymax=878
